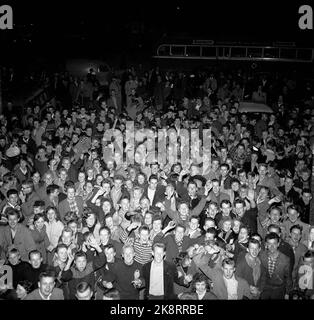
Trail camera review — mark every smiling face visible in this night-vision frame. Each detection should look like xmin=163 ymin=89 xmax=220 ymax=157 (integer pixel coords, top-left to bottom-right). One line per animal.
xmin=195 ymin=281 xmax=207 ymax=295
xmin=35 ymin=217 xmax=45 ymax=231
xmin=248 ymin=242 xmax=260 ymax=258
xmin=56 ymin=247 xmax=68 ymax=263
xmin=38 ymin=276 xmax=55 ymax=298
xmin=269 ymin=208 xmax=281 ymax=223
xmin=288 ymin=208 xmax=299 ymax=223
xmin=266 ymin=238 xmax=279 ymax=255
xmin=179 ymin=203 xmax=189 ymax=220
xmin=30 ymin=252 xmax=43 ymax=269
xmin=122 ymin=246 xmax=135 ymax=265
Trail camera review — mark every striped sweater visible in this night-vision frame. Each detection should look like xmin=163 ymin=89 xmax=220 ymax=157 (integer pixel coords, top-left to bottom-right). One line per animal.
xmin=120 ymin=229 xmax=152 ymax=265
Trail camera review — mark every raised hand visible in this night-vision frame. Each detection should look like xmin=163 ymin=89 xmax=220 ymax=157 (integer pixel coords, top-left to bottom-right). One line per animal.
xmin=167 ymin=220 xmax=177 ymax=230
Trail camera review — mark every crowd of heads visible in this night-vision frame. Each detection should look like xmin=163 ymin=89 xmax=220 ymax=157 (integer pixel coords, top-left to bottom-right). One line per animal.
xmin=0 ymin=62 xmax=313 ymax=300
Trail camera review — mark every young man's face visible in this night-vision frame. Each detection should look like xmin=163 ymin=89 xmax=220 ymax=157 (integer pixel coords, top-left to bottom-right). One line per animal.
xmin=104 ymin=247 xmax=116 ymax=263
xmin=99 ymin=229 xmax=110 ymax=244
xmin=269 ymin=209 xmax=281 ymax=223
xmin=139 ymin=230 xmax=149 ymax=243
xmin=68 ymin=222 xmax=78 ymax=236
xmin=174 ymin=227 xmax=185 ymax=242
xmin=207 ymin=205 xmax=218 ymax=218
xmin=248 ymin=242 xmax=260 ymax=258
xmin=8 ymin=193 xmax=18 ymax=206
xmin=266 ymin=238 xmax=279 ymax=254
xmin=222 ymin=263 xmax=235 ymax=279
xmin=30 ymin=253 xmax=43 ymax=269
xmin=8 ymin=252 xmax=20 ymax=265
xmin=152 ymin=219 xmax=162 ymax=232
xmin=221 ymin=203 xmax=231 ymax=215
xmin=39 ymin=277 xmax=55 ymax=297
xmin=238 ymin=228 xmax=249 ymax=241
xmin=153 ymin=246 xmax=165 ymax=264
xmin=62 ymin=232 xmax=72 ymax=246
xmin=195 ymin=281 xmax=206 ymax=294
xmin=220 ymin=166 xmax=228 ymax=177
xmin=288 ymin=208 xmax=299 ymax=223
xmin=120 ymin=199 xmax=130 ymax=212
xmin=258 ymin=166 xmax=267 ymax=177
xmin=149 ymin=178 xmax=158 ymax=190
xmin=222 ymin=221 xmax=232 ymax=232
xmin=232 ymin=220 xmax=241 ymax=233
xmin=75 ymin=256 xmax=87 ymax=272
xmin=67 ymin=188 xmax=75 ymax=200
xmin=189 ymin=218 xmax=199 ymax=231
xmin=105 ymin=216 xmax=113 ymax=228
xmin=302 ymin=192 xmax=312 ymax=204
xmin=188 ymin=184 xmax=197 ymax=197
xmin=212 ymin=182 xmax=220 ymax=194
xmin=290 ymin=228 xmax=302 ymax=243
xmin=62 ymin=159 xmax=71 ymax=170
xmin=144 ymin=214 xmax=152 ymax=226
xmin=179 ymin=204 xmax=189 ymax=220
xmin=123 ymin=247 xmax=134 ymax=265
xmin=57 ymin=248 xmax=68 ymax=263
xmin=234 ymin=203 xmax=245 ymax=217
xmin=114 ymin=179 xmax=123 ymax=189
xmin=60 ymin=170 xmax=68 ymax=181
xmin=8 ymin=214 xmax=19 ymax=229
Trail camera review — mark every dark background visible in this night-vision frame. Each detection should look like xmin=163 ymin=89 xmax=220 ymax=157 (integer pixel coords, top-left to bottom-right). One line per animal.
xmin=1 ymin=1 xmax=314 ymax=66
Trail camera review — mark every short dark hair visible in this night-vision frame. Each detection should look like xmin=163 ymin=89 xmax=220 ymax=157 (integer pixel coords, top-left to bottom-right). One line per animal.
xmin=6 ymin=189 xmax=18 ymax=198
xmin=74 ymin=251 xmax=87 ymax=261
xmin=290 ymin=224 xmax=303 ymax=234
xmin=46 ymin=184 xmax=60 ymax=195
xmin=191 ymin=273 xmax=210 ymax=292
xmin=76 ymin=281 xmax=92 ymax=293
xmin=265 ymin=232 xmax=280 ymax=243
xmin=222 ymin=257 xmax=235 ymax=267
xmin=152 ymin=242 xmax=166 ymax=252
xmin=149 ymin=174 xmax=158 ymax=182
xmin=267 ymin=224 xmax=281 ymax=234
xmin=248 ymin=237 xmax=261 ymax=248
xmin=29 ymin=249 xmax=42 ymax=260
xmin=103 ymin=288 xmax=120 ymax=300
xmin=39 ymin=269 xmax=56 ymax=282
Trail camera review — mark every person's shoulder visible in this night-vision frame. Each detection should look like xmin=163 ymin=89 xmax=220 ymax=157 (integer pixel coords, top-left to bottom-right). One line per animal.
xmin=25 ymin=289 xmax=40 ymax=300
xmin=237 ymin=275 xmax=250 ymax=288
xmin=204 ymin=291 xmax=218 ymax=300
xmin=17 ymin=223 xmax=31 ymax=232
xmin=52 ymin=287 xmax=64 ymax=299
xmin=279 ymin=251 xmax=290 ymax=263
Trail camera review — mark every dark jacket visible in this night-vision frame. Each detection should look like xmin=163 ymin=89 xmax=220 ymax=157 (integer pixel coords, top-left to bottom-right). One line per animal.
xmin=142 ymin=260 xmax=186 ymax=299
xmin=142 ymin=185 xmax=166 ymax=208
xmin=153 ymin=233 xmax=197 ymax=263
xmin=259 ymin=250 xmax=293 ymax=295
xmin=62 ymin=251 xmax=106 ymax=299
xmin=0 ymin=224 xmax=36 ymax=261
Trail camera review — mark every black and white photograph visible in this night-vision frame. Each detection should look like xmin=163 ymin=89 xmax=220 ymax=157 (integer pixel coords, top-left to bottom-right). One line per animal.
xmin=0 ymin=0 xmax=314 ymax=314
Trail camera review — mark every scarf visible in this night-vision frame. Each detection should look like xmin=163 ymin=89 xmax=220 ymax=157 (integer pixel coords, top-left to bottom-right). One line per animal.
xmin=245 ymin=253 xmax=261 ymax=286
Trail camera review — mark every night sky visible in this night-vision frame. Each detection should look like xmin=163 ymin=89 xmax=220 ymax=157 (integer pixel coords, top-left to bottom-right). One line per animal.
xmin=1 ymin=1 xmax=314 ymax=60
